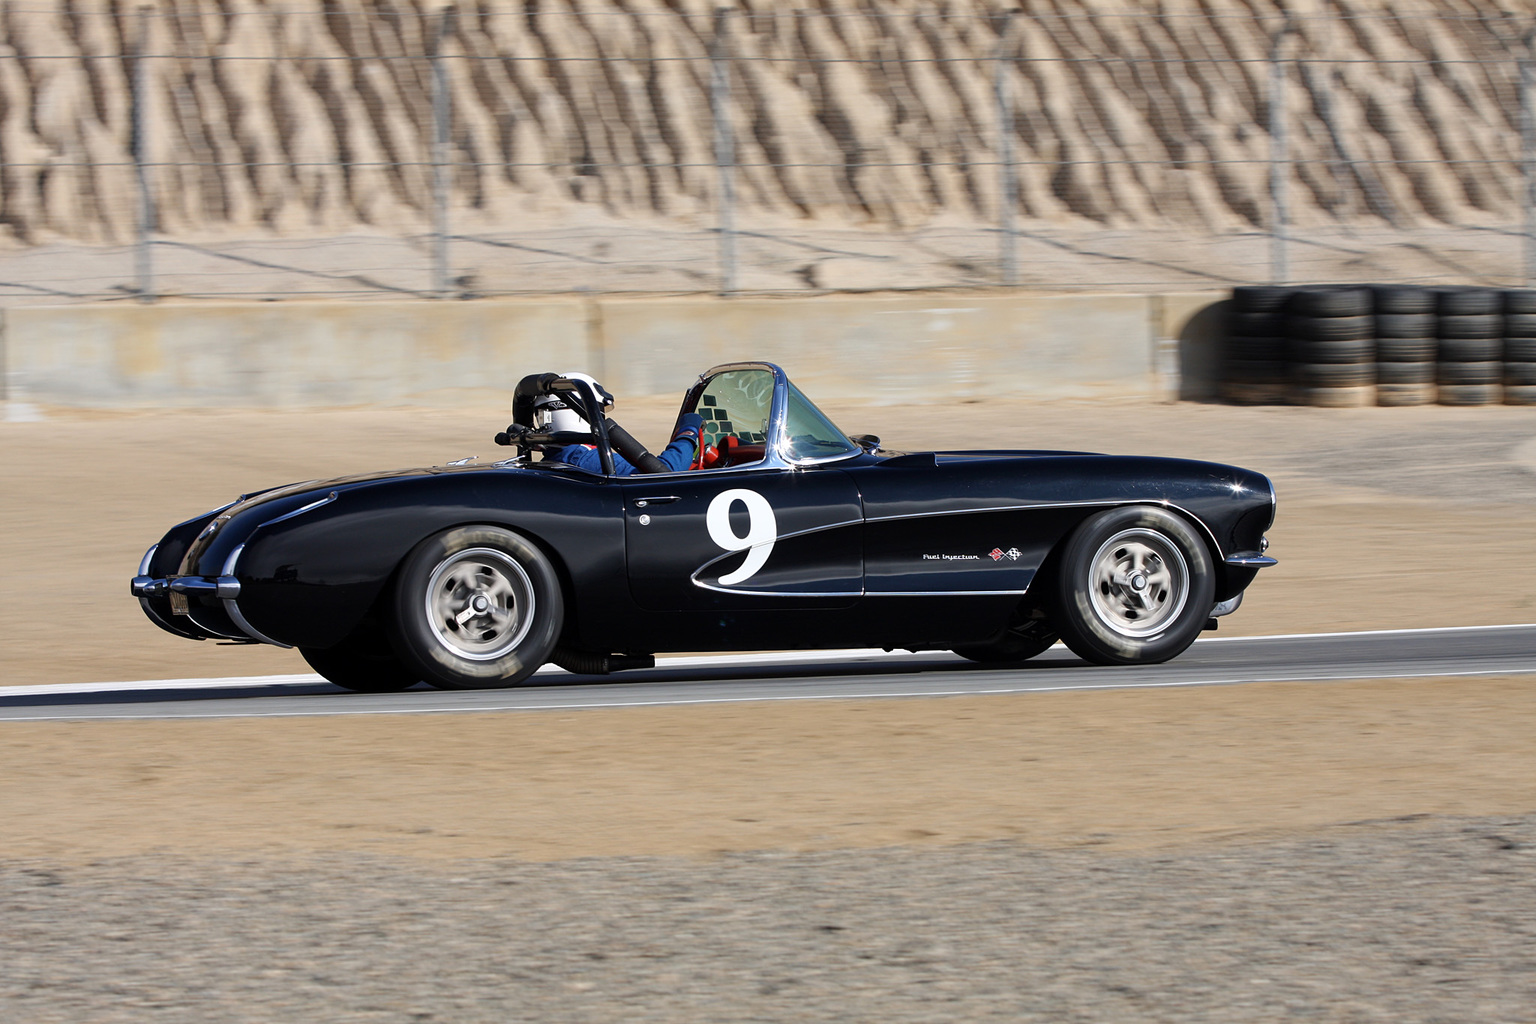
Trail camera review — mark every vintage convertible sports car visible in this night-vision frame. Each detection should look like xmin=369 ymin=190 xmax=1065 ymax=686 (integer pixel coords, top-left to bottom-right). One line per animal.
xmin=131 ymin=362 xmax=1276 ymax=691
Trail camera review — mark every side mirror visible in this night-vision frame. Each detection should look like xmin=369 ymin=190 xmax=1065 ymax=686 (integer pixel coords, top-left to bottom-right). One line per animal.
xmin=851 ymin=434 xmax=881 ymax=452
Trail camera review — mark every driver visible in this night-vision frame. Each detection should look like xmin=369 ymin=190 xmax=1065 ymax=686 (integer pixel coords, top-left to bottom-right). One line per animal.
xmin=534 ymin=372 xmax=703 ymax=476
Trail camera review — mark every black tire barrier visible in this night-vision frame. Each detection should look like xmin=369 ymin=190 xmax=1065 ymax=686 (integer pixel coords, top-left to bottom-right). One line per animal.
xmin=1375 ymin=312 xmax=1436 ymax=339
xmin=1377 ymin=361 xmax=1435 ymax=385
xmin=1506 ymin=384 xmax=1536 ymax=405
xmin=1372 ymin=284 xmax=1435 ymax=315
xmin=1228 ymin=310 xmax=1285 ymax=337
xmin=1505 ymin=361 xmax=1536 ymax=386
xmin=1505 ymin=337 xmax=1536 ymax=362
xmin=1436 ymin=287 xmax=1502 ymax=316
xmin=1226 ymin=359 xmax=1289 ymax=382
xmin=1288 ymin=337 xmax=1374 ymax=364
xmin=1437 ymin=336 xmax=1502 ymax=362
xmin=1287 ymin=287 xmax=1373 ymax=318
xmin=1502 ymin=312 xmax=1536 ymax=338
xmin=1377 ymin=336 xmax=1437 ymax=362
xmin=1286 ymin=314 xmax=1374 ymax=341
xmin=1437 ymin=314 xmax=1502 ymax=340
xmin=1437 ymin=360 xmax=1502 ymax=386
xmin=1504 ymin=290 xmax=1536 ymax=315
xmin=1297 ymin=385 xmax=1376 ymax=408
xmin=1226 ymin=337 xmax=1287 ymax=363
xmin=1439 ymin=383 xmax=1503 ymax=406
xmin=1295 ymin=362 xmax=1375 ymax=387
xmin=1231 ymin=285 xmax=1295 ymax=313
xmin=1377 ymin=382 xmax=1437 ymax=406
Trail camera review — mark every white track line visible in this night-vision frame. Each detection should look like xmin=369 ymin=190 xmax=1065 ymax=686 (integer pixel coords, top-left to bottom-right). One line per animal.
xmin=6 ymin=623 xmax=1534 ymax=700
xmin=6 ymin=667 xmax=1530 ymax=723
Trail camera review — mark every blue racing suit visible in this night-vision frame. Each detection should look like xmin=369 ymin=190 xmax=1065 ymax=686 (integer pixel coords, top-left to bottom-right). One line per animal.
xmin=555 ymin=413 xmax=703 ymax=476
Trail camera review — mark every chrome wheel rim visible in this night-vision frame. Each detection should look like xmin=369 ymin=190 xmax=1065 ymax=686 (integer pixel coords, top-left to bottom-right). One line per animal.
xmin=424 ymin=547 xmax=535 ymax=661
xmin=1087 ymin=528 xmax=1189 ymax=639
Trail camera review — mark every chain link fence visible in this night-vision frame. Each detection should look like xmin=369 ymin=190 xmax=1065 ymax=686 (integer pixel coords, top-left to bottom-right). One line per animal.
xmin=0 ymin=1 xmax=1533 ymax=304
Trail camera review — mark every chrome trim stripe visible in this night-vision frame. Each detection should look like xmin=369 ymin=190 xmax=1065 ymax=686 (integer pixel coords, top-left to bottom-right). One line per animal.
xmin=1225 ymin=554 xmax=1278 ymax=568
xmin=258 ymin=491 xmax=337 ymax=529
xmin=690 ymin=579 xmax=864 ymax=599
xmin=137 ymin=543 xmax=159 ymax=577
xmin=214 ymin=541 xmax=293 ymax=648
xmin=868 ymin=589 xmax=1031 ymax=597
xmin=865 ymin=498 xmax=1230 ymax=561
xmin=223 ymin=598 xmax=293 ymax=649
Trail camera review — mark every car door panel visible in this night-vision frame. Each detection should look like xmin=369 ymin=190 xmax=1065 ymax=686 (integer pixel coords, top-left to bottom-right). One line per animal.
xmin=623 ymin=469 xmax=862 ymax=610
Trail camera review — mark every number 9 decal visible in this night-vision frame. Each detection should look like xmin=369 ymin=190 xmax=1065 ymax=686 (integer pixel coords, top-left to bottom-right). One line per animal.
xmin=706 ymin=488 xmax=778 ymax=585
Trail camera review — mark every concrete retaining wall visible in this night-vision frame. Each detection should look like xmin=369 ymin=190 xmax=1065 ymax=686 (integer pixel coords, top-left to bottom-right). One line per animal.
xmin=1 ymin=292 xmax=1224 ymax=410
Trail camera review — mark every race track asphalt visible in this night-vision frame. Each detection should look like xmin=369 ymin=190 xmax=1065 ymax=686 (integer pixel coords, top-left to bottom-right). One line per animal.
xmin=3 ymin=624 xmax=1534 ymax=722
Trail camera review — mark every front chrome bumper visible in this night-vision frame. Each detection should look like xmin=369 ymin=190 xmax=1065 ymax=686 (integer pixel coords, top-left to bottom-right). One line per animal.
xmin=131 ymin=543 xmax=291 ymax=649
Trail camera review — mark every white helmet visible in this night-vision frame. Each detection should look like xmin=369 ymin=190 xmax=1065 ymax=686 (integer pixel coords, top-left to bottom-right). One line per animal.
xmin=533 ymin=371 xmax=613 ymax=434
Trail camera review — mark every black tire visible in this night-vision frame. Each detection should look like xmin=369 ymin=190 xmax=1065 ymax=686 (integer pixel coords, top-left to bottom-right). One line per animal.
xmin=1052 ymin=506 xmax=1215 ymax=666
xmin=1225 ymin=337 xmax=1287 ymax=363
xmin=1377 ymin=336 xmax=1437 ymax=362
xmin=1437 ymin=361 xmax=1501 ymax=386
xmin=1376 ymin=361 xmax=1435 ymax=385
xmin=300 ymin=627 xmax=423 ymax=693
xmin=1286 ymin=314 xmax=1373 ymax=341
xmin=1503 ymin=312 xmax=1536 ymax=338
xmin=1228 ymin=310 xmax=1285 ymax=337
xmin=1438 ymin=383 xmax=1502 ymax=406
xmin=1436 ymin=288 xmax=1501 ymax=316
xmin=1287 ymin=287 xmax=1372 ymax=318
xmin=1505 ymin=361 xmax=1536 ymax=386
xmin=1506 ymin=338 xmax=1536 ymax=362
xmin=1225 ymin=358 xmax=1289 ymax=383
xmin=1377 ymin=383 xmax=1437 ymax=407
xmin=1437 ymin=314 xmax=1502 ymax=341
xmin=1437 ymin=336 xmax=1502 ymax=362
xmin=1298 ymin=385 xmax=1375 ymax=408
xmin=1505 ymin=384 xmax=1536 ymax=405
xmin=1288 ymin=337 xmax=1373 ymax=364
xmin=391 ymin=525 xmax=564 ymax=689
xmin=1295 ymin=362 xmax=1375 ymax=387
xmin=1372 ymin=284 xmax=1435 ymax=315
xmin=1374 ymin=312 xmax=1435 ymax=339
xmin=952 ymin=615 xmax=1058 ymax=664
xmin=1505 ymin=290 xmax=1536 ymax=315
xmin=1231 ymin=285 xmax=1295 ymax=313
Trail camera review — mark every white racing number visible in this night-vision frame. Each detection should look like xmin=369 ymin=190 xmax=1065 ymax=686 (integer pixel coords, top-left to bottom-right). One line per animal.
xmin=706 ymin=488 xmax=778 ymax=586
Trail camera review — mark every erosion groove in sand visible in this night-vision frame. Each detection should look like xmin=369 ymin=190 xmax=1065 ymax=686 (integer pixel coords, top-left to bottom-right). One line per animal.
xmin=0 ymin=0 xmax=1524 ymax=246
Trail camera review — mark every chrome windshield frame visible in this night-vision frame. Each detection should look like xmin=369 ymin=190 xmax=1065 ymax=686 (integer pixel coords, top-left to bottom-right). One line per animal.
xmin=662 ymin=361 xmax=861 ymax=476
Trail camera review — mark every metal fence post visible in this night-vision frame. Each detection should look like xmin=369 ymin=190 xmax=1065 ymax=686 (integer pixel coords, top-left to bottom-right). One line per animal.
xmin=1268 ymin=20 xmax=1293 ymax=286
xmin=711 ymin=7 xmax=736 ymax=297
xmin=131 ymin=6 xmax=155 ymax=303
xmin=995 ymin=11 xmax=1020 ymax=287
xmin=431 ymin=6 xmax=456 ymax=298
xmin=1522 ymin=29 xmax=1536 ymax=288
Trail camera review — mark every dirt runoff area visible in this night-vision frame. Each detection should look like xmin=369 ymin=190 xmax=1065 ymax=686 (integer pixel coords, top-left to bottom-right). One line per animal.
xmin=2 ymin=397 xmax=1536 ymax=865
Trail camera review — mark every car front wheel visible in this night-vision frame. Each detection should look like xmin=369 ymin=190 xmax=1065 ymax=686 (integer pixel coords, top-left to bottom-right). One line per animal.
xmin=1053 ymin=506 xmax=1214 ymax=665
xmin=392 ymin=525 xmax=564 ymax=689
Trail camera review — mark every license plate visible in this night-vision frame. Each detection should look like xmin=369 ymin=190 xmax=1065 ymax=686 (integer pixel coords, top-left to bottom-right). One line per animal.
xmin=169 ymin=590 xmax=189 ymax=615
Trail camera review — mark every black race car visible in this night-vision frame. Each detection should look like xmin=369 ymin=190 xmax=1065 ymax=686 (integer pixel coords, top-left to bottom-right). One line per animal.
xmin=132 ymin=362 xmax=1276 ymax=691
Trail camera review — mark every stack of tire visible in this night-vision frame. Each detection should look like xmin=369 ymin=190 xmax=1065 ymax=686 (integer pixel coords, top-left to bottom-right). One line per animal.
xmin=1222 ymin=286 xmax=1292 ymax=405
xmin=1284 ymin=286 xmax=1375 ymax=408
xmin=1372 ymin=285 xmax=1437 ymax=407
xmin=1435 ymin=288 xmax=1503 ymax=406
xmin=1504 ymin=290 xmax=1536 ymax=405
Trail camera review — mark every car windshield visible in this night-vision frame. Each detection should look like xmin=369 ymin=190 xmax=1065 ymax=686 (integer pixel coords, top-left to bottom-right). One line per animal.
xmin=696 ymin=369 xmax=774 ymax=451
xmin=782 ymin=380 xmax=858 ymax=461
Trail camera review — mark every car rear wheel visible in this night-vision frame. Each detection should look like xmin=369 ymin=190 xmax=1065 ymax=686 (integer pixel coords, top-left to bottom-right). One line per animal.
xmin=300 ymin=624 xmax=422 ymax=693
xmin=392 ymin=525 xmax=564 ymax=689
xmin=1053 ymin=506 xmax=1214 ymax=665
